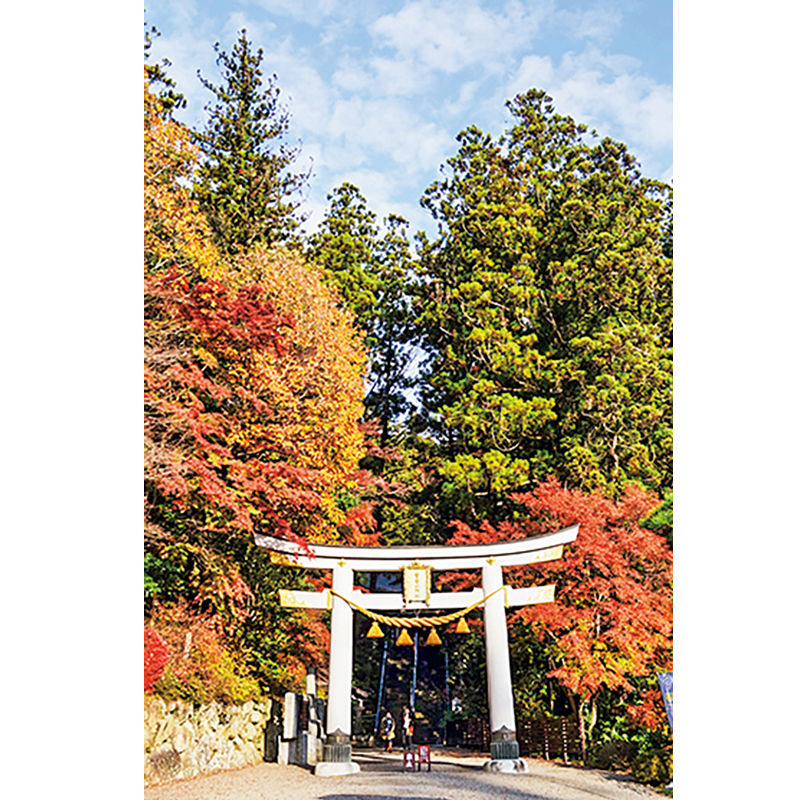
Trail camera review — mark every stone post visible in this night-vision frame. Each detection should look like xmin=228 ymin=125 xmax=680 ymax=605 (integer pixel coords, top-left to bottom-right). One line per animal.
xmin=482 ymin=561 xmax=526 ymax=773
xmin=315 ymin=563 xmax=360 ymax=776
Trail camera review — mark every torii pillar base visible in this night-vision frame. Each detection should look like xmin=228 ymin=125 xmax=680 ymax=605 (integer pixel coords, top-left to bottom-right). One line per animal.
xmin=315 ymin=761 xmax=361 ymax=777
xmin=483 ymin=726 xmax=527 ymax=772
xmin=314 ymin=730 xmax=361 ymax=777
xmin=483 ymin=758 xmax=528 ymax=773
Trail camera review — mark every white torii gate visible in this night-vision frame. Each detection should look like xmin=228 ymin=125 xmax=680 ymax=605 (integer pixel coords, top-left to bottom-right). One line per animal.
xmin=255 ymin=524 xmax=578 ymax=776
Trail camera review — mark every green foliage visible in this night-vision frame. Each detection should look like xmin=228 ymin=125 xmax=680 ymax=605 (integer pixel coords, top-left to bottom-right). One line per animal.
xmin=198 ymin=643 xmax=263 ymax=704
xmin=308 ymin=183 xmax=417 ymax=445
xmin=447 ymin=624 xmax=488 ymax=719
xmin=144 ymin=551 xmax=187 ymax=606
xmin=217 ymin=534 xmax=331 ymax=694
xmin=151 ymin=667 xmax=208 ymax=705
xmin=416 ymin=88 xmax=672 ymax=522
xmin=193 ymin=30 xmax=308 ymax=255
xmin=631 ymin=748 xmax=673 ymax=786
xmin=643 ymin=492 xmax=673 ymax=547
xmin=150 ymin=655 xmax=262 ymax=706
xmin=355 ymin=427 xmax=446 ymax=547
xmin=308 ymin=183 xmax=440 ymax=545
xmin=146 ymin=598 xmax=267 ymax=705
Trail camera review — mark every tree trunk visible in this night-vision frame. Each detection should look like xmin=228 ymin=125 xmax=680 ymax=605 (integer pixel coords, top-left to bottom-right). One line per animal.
xmin=587 ymin=696 xmax=598 ymax=741
xmin=577 ymin=697 xmax=587 ymax=764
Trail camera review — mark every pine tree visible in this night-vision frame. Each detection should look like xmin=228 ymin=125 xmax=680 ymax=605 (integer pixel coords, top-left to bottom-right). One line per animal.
xmin=193 ymin=30 xmax=308 ymax=255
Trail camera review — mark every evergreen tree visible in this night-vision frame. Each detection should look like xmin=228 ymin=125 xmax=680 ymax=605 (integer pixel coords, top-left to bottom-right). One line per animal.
xmin=416 ymin=89 xmax=672 ymax=523
xmin=309 ymin=183 xmax=416 ymax=446
xmin=193 ymin=30 xmax=308 ymax=255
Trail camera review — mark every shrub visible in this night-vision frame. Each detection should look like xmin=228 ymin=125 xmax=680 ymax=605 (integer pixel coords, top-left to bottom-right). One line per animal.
xmin=589 ymin=739 xmax=638 ymax=771
xmin=145 ymin=600 xmax=262 ymax=705
xmin=144 ymin=628 xmax=169 ymax=691
xmin=631 ymin=748 xmax=672 ymax=786
xmin=196 ymin=637 xmax=262 ymax=704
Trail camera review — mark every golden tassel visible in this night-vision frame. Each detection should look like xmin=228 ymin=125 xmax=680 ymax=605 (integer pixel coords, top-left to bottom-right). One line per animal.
xmin=366 ymin=621 xmax=384 ymax=638
xmin=396 ymin=628 xmax=414 ymax=646
xmin=455 ymin=617 xmax=470 ymax=634
xmin=425 ymin=627 xmax=442 ymax=646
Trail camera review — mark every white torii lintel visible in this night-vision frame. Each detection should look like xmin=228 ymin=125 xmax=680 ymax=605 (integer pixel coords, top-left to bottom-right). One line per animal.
xmin=254 ymin=524 xmax=579 ymax=776
xmin=278 ymin=583 xmax=556 ymax=611
xmin=255 ymin=526 xmax=578 ymax=571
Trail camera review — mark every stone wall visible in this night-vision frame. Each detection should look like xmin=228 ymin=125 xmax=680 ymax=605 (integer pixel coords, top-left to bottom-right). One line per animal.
xmin=144 ymin=696 xmax=273 ymax=786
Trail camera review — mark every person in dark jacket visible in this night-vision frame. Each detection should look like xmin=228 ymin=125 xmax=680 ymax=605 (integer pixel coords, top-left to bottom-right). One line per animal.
xmin=381 ymin=709 xmax=396 ymax=752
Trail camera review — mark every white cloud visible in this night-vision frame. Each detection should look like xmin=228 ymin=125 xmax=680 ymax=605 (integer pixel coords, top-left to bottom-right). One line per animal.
xmin=442 ymin=80 xmax=480 ymax=116
xmin=331 ymin=57 xmax=373 ymax=93
xmin=370 ymin=0 xmax=553 ymax=75
xmin=509 ymin=53 xmax=555 ymax=94
xmin=369 ymin=56 xmax=433 ymax=97
xmin=322 ymin=96 xmax=453 ymax=176
xmin=251 ymin=0 xmax=343 ymax=25
xmin=555 ymin=2 xmax=623 ymax=44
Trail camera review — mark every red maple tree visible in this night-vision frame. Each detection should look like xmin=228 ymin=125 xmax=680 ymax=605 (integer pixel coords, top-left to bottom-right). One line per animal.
xmin=447 ymin=478 xmax=672 ymax=759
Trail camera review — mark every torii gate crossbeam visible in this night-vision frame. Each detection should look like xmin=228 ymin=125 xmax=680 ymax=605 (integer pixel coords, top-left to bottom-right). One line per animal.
xmin=255 ymin=525 xmax=578 ymax=776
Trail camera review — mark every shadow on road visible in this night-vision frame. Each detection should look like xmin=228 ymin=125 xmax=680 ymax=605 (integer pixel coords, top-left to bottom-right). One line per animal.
xmin=320 ymin=794 xmax=453 ymax=800
xmin=352 ymin=751 xmax=483 ymax=773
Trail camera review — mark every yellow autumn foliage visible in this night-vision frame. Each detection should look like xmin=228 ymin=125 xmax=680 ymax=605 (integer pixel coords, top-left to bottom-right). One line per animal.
xmin=220 ymin=246 xmax=369 ymax=541
xmin=144 ymin=72 xmax=219 ymax=277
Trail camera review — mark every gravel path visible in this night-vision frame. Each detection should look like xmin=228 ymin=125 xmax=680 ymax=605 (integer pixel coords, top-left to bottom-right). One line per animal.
xmin=144 ymin=749 xmax=664 ymax=800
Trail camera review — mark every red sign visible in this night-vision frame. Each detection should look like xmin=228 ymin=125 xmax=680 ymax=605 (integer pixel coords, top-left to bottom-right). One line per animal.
xmin=403 ymin=750 xmax=416 ymax=770
xmin=417 ymin=744 xmax=431 ymax=770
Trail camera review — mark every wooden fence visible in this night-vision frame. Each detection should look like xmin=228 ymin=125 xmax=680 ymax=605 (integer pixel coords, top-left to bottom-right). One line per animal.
xmin=444 ymin=717 xmax=491 ymax=751
xmin=517 ymin=716 xmax=582 ymax=762
xmin=440 ymin=715 xmax=583 ymax=762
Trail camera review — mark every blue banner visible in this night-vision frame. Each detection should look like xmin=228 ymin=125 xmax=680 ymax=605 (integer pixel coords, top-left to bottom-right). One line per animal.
xmin=657 ymin=672 xmax=673 ymax=729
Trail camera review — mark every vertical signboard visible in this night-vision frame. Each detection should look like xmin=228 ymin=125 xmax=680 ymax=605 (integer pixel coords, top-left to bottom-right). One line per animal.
xmin=657 ymin=672 xmax=673 ymax=730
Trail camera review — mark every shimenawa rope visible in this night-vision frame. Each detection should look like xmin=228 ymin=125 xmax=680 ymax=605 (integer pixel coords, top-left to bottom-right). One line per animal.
xmin=328 ymin=585 xmax=504 ymax=628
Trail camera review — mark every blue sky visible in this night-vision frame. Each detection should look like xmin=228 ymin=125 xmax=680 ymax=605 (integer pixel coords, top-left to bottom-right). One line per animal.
xmin=145 ymin=0 xmax=672 ymax=238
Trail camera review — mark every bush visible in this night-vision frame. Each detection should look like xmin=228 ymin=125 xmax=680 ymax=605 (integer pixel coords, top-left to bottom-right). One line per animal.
xmin=198 ymin=641 xmax=262 ymax=704
xmin=151 ymin=667 xmax=208 ymax=705
xmin=631 ymin=748 xmax=672 ymax=786
xmin=144 ymin=628 xmax=169 ymax=691
xmin=145 ymin=600 xmax=262 ymax=705
xmin=589 ymin=739 xmax=639 ymax=771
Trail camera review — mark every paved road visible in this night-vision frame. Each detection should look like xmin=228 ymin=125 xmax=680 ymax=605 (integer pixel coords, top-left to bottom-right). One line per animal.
xmin=144 ymin=749 xmax=663 ymax=800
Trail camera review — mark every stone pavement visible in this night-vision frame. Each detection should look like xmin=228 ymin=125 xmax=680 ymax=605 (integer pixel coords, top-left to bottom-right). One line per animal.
xmin=144 ymin=748 xmax=663 ymax=800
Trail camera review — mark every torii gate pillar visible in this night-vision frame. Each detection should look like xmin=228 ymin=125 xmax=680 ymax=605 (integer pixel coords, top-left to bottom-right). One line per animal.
xmin=483 ymin=561 xmax=523 ymax=768
xmin=257 ymin=524 xmax=578 ymax=776
xmin=318 ymin=563 xmax=359 ymax=775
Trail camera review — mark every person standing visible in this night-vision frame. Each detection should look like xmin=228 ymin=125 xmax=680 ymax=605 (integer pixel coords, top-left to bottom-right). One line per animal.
xmin=402 ymin=705 xmax=414 ymax=748
xmin=381 ymin=709 xmax=396 ymax=752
